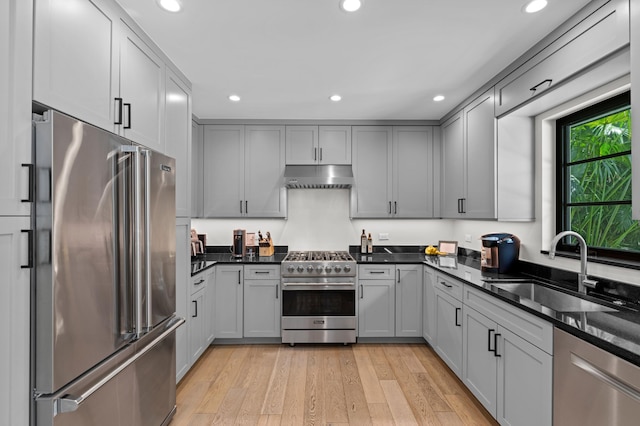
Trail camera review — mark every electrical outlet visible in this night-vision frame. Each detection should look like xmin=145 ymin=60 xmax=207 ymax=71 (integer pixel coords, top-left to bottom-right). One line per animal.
xmin=465 ymin=234 xmax=472 ymax=243
xmin=378 ymin=233 xmax=389 ymax=240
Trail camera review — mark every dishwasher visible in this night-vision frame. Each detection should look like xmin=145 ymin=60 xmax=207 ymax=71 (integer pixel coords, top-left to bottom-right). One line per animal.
xmin=554 ymin=328 xmax=640 ymax=425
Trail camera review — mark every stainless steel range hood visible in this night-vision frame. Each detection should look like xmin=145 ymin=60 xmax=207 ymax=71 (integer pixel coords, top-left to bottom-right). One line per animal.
xmin=283 ymin=165 xmax=354 ymax=189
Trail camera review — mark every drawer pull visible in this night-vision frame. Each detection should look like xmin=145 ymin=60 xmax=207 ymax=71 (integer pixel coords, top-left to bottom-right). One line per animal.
xmin=194 ymin=279 xmax=205 ymax=286
xmin=254 ymin=271 xmax=270 ymax=274
xmin=530 ymin=79 xmax=552 ymax=95
xmin=455 ymin=308 xmax=461 ymax=327
xmin=494 ymin=333 xmax=502 ymax=357
xmin=488 ymin=329 xmax=496 ymax=353
xmin=370 ymin=271 xmax=386 ymax=274
xmin=441 ymin=281 xmax=453 ymax=288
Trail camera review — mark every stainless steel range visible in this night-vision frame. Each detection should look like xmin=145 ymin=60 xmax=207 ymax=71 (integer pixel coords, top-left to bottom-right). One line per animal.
xmin=281 ymin=251 xmax=357 ymax=345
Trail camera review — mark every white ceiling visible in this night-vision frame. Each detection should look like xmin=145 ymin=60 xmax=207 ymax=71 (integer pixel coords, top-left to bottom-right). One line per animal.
xmin=116 ymin=0 xmax=592 ymax=120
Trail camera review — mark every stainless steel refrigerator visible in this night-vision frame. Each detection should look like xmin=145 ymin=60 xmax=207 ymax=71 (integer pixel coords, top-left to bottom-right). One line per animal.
xmin=32 ymin=110 xmax=184 ymax=426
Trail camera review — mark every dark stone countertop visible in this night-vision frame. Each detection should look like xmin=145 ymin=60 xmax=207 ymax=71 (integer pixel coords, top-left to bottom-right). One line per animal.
xmin=191 ymin=245 xmax=640 ymax=366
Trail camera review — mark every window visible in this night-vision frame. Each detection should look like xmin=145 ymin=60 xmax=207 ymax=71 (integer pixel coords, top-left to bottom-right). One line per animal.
xmin=556 ymin=91 xmax=638 ymax=261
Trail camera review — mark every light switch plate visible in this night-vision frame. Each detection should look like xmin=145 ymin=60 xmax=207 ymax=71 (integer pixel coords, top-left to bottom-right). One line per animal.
xmin=379 ymin=233 xmax=389 ymax=240
xmin=465 ymin=234 xmax=472 ymax=242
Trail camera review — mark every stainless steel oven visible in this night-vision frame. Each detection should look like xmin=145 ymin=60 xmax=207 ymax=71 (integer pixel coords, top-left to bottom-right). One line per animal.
xmin=281 ymin=251 xmax=357 ymax=345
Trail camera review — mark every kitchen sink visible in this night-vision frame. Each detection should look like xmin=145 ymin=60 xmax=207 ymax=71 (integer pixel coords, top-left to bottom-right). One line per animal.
xmin=484 ymin=280 xmax=617 ymax=313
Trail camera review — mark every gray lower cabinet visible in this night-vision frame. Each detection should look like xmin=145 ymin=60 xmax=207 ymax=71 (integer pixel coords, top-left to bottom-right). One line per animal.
xmin=395 ymin=265 xmax=423 ymax=337
xmin=243 ymin=265 xmax=281 ymax=338
xmin=433 ymin=273 xmax=464 ymax=377
xmin=175 ymin=220 xmax=190 ymax=382
xmin=215 ymin=265 xmax=244 ymax=338
xmin=422 ymin=266 xmax=436 ymax=345
xmin=358 ymin=264 xmax=395 ymax=337
xmin=204 ymin=268 xmax=215 ymax=345
xmin=462 ymin=284 xmax=553 ymax=425
xmin=188 ymin=286 xmax=205 ymax=363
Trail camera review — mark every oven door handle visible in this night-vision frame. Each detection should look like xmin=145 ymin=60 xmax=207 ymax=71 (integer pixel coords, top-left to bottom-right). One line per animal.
xmin=281 ymin=282 xmax=356 ymax=288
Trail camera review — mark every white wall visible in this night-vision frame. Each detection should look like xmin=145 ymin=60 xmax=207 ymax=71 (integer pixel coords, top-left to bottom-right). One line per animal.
xmin=192 ymin=189 xmax=451 ymax=251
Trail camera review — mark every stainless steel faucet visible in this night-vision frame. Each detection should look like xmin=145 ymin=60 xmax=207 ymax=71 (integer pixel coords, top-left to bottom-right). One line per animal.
xmin=549 ymin=231 xmax=597 ymax=294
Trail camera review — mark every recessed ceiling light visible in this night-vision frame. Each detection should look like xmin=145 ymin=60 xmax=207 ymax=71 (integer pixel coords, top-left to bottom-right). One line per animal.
xmin=433 ymin=95 xmax=445 ymax=102
xmin=523 ymin=0 xmax=548 ymax=14
xmin=330 ymin=94 xmax=342 ymax=102
xmin=228 ymin=95 xmax=241 ymax=102
xmin=340 ymin=0 xmax=362 ymax=13
xmin=157 ymin=0 xmax=182 ymax=13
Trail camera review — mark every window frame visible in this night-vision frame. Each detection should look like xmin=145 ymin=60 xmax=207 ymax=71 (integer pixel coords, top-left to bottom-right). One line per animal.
xmin=555 ymin=91 xmax=636 ymax=263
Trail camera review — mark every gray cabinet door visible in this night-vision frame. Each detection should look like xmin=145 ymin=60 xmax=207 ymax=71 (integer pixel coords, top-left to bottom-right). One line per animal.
xmin=191 ymin=121 xmax=203 ymax=218
xmin=285 ymin=125 xmax=318 ymax=165
xmin=351 ymin=126 xmax=393 ymax=218
xmin=244 ymin=280 xmax=280 ymax=337
xmin=203 ymin=125 xmax=245 ymax=217
xmin=33 ymin=0 xmax=119 ymax=133
xmin=395 ymin=265 xmax=423 ymax=337
xmin=188 ymin=288 xmax=205 ymax=363
xmin=464 ymin=90 xmax=496 ymax=219
xmin=434 ymin=289 xmax=463 ymax=377
xmin=422 ymin=267 xmax=436 ymax=345
xmin=244 ymin=126 xmax=286 ymax=217
xmin=393 ymin=127 xmax=434 ymax=218
xmin=358 ymin=279 xmax=395 ymax=337
xmin=462 ymin=306 xmax=498 ymax=417
xmin=214 ymin=265 xmax=243 ymax=339
xmin=205 ymin=269 xmax=216 ymax=344
xmin=440 ymin=112 xmax=465 ymax=218
xmin=164 ymin=69 xmax=192 ymax=218
xmin=119 ymin=24 xmax=164 ymax=151
xmin=496 ymin=325 xmax=552 ymax=426
xmin=319 ymin=126 xmax=352 ymax=165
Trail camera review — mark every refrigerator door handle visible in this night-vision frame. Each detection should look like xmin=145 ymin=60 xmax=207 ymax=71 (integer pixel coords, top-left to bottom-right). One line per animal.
xmin=142 ymin=148 xmax=152 ymax=331
xmin=56 ymin=317 xmax=185 ymax=414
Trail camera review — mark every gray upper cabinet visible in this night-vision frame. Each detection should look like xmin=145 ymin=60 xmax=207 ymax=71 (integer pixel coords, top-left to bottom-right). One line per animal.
xmin=203 ymin=125 xmax=286 ymax=218
xmin=495 ymin=0 xmax=629 ymax=117
xmin=441 ymin=89 xmax=495 ymax=219
xmin=164 ymin=68 xmax=191 ymax=218
xmin=632 ymin=0 xmax=640 ymax=220
xmin=352 ymin=126 xmax=435 ymax=218
xmin=191 ymin=121 xmax=203 ymax=218
xmin=119 ymin=23 xmax=165 ymax=152
xmin=285 ymin=125 xmax=351 ymax=165
xmin=33 ymin=0 xmax=120 ymax=133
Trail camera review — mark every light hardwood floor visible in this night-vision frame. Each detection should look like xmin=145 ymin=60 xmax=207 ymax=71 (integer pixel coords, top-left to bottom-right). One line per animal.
xmin=172 ymin=344 xmax=498 ymax=426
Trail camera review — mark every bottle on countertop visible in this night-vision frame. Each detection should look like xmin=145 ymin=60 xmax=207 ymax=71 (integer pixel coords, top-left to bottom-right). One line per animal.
xmin=361 ymin=229 xmax=367 ymax=254
xmin=367 ymin=233 xmax=373 ymax=254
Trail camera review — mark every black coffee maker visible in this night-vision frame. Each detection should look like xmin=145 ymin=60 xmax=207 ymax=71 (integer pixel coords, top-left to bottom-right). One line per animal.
xmin=480 ymin=233 xmax=520 ymax=273
xmin=232 ymin=229 xmax=246 ymax=258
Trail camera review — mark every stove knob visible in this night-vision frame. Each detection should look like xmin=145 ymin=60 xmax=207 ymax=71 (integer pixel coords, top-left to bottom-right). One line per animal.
xmin=287 ymin=265 xmax=295 ymax=273
xmin=325 ymin=266 xmax=332 ymax=272
xmin=343 ymin=265 xmax=351 ymax=273
xmin=307 ymin=265 xmax=314 ymax=272
xmin=334 ymin=265 xmax=342 ymax=272
xmin=316 ymin=265 xmax=324 ymax=273
xmin=297 ymin=265 xmax=304 ymax=272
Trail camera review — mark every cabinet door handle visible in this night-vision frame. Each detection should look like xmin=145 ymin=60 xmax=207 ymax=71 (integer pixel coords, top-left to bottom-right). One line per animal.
xmin=455 ymin=307 xmax=461 ymax=327
xmin=319 ymin=148 xmax=323 ymax=161
xmin=457 ymin=198 xmax=462 ymax=214
xmin=388 ymin=201 xmax=392 ymax=214
xmin=397 ymin=269 xmax=400 ymax=283
xmin=314 ymin=147 xmax=317 ymax=161
xmin=276 ymin=284 xmax=279 ymax=299
xmin=488 ymin=329 xmax=496 ymax=353
xmin=245 ymin=200 xmax=248 ymax=214
xmin=21 ymin=164 xmax=34 ymax=203
xmin=195 ymin=279 xmax=205 ymax=286
xmin=21 ymin=229 xmax=33 ymax=269
xmin=394 ymin=201 xmax=397 ymax=214
xmin=239 ymin=200 xmax=243 ymax=214
xmin=192 ymin=300 xmax=198 ymax=318
xmin=440 ymin=281 xmax=453 ymax=288
xmin=461 ymin=198 xmax=466 ymax=213
xmin=238 ymin=270 xmax=242 ymax=284
xmin=360 ymin=284 xmax=364 ymax=299
xmin=530 ymin=79 xmax=552 ymax=95
xmin=123 ymin=103 xmax=131 ymax=129
xmin=114 ymin=98 xmax=123 ymax=125
xmin=494 ymin=333 xmax=502 ymax=357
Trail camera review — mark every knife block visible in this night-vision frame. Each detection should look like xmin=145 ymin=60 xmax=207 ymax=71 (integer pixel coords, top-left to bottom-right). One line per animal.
xmin=259 ymin=238 xmax=274 ymax=257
